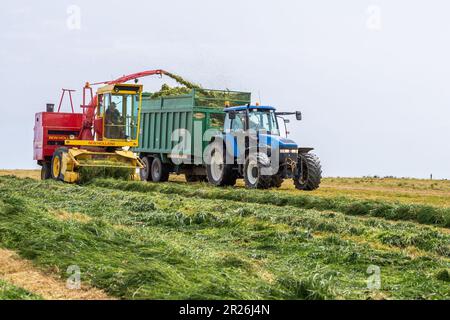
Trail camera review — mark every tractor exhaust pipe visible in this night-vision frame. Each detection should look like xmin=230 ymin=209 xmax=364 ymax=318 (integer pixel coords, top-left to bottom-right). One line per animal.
xmin=46 ymin=103 xmax=55 ymax=112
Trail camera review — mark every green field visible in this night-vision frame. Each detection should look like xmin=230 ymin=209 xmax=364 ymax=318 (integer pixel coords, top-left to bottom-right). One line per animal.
xmin=0 ymin=174 xmax=449 ymax=300
xmin=0 ymin=279 xmax=41 ymax=300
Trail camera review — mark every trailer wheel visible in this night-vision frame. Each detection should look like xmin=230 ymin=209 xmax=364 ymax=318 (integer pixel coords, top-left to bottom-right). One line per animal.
xmin=51 ymin=148 xmax=67 ymax=181
xmin=294 ymin=152 xmax=322 ymax=191
xmin=139 ymin=156 xmax=153 ymax=181
xmin=206 ymin=143 xmax=236 ymax=186
xmin=151 ymin=157 xmax=169 ymax=182
xmin=41 ymin=162 xmax=51 ymax=180
xmin=244 ymin=154 xmax=272 ymax=189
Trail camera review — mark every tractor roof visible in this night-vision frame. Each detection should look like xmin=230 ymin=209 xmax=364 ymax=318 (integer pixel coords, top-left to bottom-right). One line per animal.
xmin=224 ymin=105 xmax=275 ymax=112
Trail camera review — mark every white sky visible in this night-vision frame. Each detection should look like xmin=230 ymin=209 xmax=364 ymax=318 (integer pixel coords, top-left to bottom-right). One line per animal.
xmin=1 ymin=0 xmax=449 ymax=178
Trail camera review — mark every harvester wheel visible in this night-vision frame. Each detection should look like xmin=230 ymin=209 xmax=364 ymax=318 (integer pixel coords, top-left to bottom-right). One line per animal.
xmin=139 ymin=156 xmax=153 ymax=181
xmin=41 ymin=162 xmax=51 ymax=180
xmin=206 ymin=143 xmax=236 ymax=187
xmin=51 ymin=148 xmax=67 ymax=181
xmin=244 ymin=155 xmax=272 ymax=189
xmin=151 ymin=157 xmax=169 ymax=182
xmin=294 ymin=152 xmax=322 ymax=191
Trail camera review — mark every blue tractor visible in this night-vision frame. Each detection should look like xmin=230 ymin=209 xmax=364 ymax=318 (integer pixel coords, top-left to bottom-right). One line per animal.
xmin=205 ymin=105 xmax=322 ymax=190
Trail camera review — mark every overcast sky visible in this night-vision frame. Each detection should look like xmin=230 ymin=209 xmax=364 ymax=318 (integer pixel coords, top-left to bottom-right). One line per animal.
xmin=1 ymin=0 xmax=449 ymax=178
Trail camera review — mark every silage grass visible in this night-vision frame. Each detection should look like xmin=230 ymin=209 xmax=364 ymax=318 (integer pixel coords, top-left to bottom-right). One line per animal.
xmin=0 ymin=176 xmax=449 ymax=299
xmin=91 ymin=179 xmax=450 ymax=228
xmin=0 ymin=279 xmax=42 ymax=300
xmin=77 ymin=167 xmax=134 ymax=184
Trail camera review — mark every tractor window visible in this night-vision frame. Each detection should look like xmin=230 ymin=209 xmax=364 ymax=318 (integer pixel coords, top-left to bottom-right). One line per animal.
xmin=104 ymin=94 xmax=139 ymax=140
xmin=124 ymin=94 xmax=138 ymax=140
xmin=98 ymin=94 xmax=104 ymax=115
xmin=104 ymin=95 xmax=126 ymax=139
xmin=248 ymin=110 xmax=280 ymax=135
xmin=231 ymin=113 xmax=246 ymax=131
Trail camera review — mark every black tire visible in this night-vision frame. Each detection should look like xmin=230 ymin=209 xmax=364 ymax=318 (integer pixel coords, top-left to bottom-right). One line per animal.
xmin=41 ymin=162 xmax=51 ymax=180
xmin=206 ymin=142 xmax=236 ymax=187
xmin=294 ymin=152 xmax=322 ymax=191
xmin=139 ymin=156 xmax=153 ymax=181
xmin=243 ymin=154 xmax=272 ymax=189
xmin=51 ymin=148 xmax=68 ymax=181
xmin=150 ymin=157 xmax=169 ymax=182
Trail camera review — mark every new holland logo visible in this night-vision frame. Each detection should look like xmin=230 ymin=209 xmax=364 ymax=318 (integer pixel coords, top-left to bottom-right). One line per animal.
xmin=48 ymin=135 xmax=69 ymax=140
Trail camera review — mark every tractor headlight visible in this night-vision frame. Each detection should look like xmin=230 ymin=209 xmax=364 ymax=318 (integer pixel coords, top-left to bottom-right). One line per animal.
xmin=280 ymin=149 xmax=298 ymax=154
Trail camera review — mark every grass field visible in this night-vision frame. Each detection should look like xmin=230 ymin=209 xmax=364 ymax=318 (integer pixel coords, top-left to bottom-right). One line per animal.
xmin=0 ymin=171 xmax=448 ymax=299
xmin=0 ymin=279 xmax=41 ymax=300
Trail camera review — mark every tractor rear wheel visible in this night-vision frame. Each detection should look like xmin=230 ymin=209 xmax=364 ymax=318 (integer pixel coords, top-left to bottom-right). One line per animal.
xmin=244 ymin=154 xmax=272 ymax=189
xmin=294 ymin=153 xmax=322 ymax=191
xmin=150 ymin=157 xmax=170 ymax=182
xmin=41 ymin=162 xmax=51 ymax=180
xmin=139 ymin=156 xmax=153 ymax=181
xmin=206 ymin=143 xmax=236 ymax=187
xmin=51 ymin=148 xmax=67 ymax=181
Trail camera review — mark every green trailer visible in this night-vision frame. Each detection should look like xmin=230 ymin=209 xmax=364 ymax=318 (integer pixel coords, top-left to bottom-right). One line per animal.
xmin=135 ymin=89 xmax=251 ymax=182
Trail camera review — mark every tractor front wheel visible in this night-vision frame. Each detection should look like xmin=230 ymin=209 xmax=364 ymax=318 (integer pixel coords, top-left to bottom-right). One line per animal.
xmin=244 ymin=155 xmax=272 ymax=189
xmin=294 ymin=153 xmax=322 ymax=191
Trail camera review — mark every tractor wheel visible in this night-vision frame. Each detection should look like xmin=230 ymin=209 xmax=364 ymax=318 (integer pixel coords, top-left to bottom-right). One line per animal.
xmin=41 ymin=162 xmax=51 ymax=180
xmin=244 ymin=154 xmax=272 ymax=189
xmin=294 ymin=153 xmax=322 ymax=191
xmin=206 ymin=143 xmax=236 ymax=187
xmin=51 ymin=148 xmax=68 ymax=181
xmin=139 ymin=156 xmax=153 ymax=181
xmin=150 ymin=157 xmax=170 ymax=182
xmin=270 ymin=175 xmax=284 ymax=188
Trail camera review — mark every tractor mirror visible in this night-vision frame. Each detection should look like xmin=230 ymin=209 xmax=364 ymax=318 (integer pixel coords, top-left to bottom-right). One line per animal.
xmin=284 ymin=119 xmax=290 ymax=124
xmin=296 ymin=111 xmax=302 ymax=121
xmin=228 ymin=111 xmax=236 ymax=120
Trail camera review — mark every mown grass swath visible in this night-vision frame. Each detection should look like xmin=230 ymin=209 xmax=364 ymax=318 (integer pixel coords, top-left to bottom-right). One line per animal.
xmin=0 ymin=175 xmax=448 ymax=300
xmin=0 ymin=279 xmax=42 ymax=300
xmin=92 ymin=179 xmax=450 ymax=228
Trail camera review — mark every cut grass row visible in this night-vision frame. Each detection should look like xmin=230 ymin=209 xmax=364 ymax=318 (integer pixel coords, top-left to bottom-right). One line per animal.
xmin=0 ymin=279 xmax=42 ymax=300
xmin=7 ymin=177 xmax=450 ymax=258
xmin=91 ymin=179 xmax=450 ymax=228
xmin=0 ymin=176 xmax=448 ymax=299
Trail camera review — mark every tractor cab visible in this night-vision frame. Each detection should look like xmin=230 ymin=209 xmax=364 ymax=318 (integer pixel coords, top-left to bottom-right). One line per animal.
xmin=95 ymin=84 xmax=143 ymax=145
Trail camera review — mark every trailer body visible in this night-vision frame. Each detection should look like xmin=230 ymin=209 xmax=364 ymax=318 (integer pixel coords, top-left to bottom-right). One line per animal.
xmin=135 ymin=89 xmax=251 ymax=165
